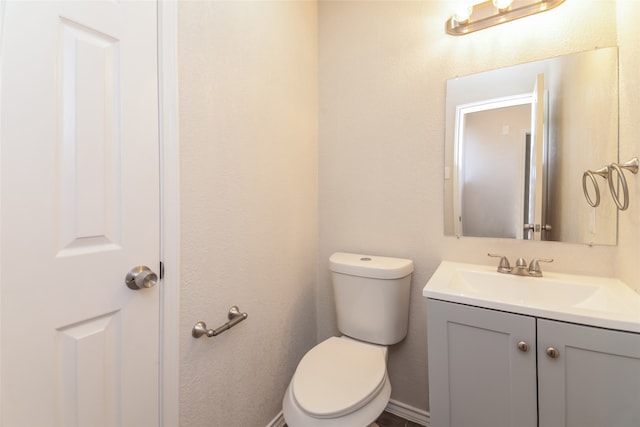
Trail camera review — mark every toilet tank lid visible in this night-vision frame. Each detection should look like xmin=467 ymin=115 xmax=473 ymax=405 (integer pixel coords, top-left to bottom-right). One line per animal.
xmin=329 ymin=252 xmax=414 ymax=279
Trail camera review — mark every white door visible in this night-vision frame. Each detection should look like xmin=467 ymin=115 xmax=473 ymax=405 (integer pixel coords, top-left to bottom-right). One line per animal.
xmin=0 ymin=1 xmax=160 ymax=426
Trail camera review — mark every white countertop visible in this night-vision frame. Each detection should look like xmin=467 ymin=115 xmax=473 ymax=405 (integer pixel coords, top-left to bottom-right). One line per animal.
xmin=423 ymin=261 xmax=640 ymax=333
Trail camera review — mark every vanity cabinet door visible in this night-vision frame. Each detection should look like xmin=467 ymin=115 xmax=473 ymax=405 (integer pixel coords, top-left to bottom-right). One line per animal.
xmin=427 ymin=300 xmax=537 ymax=427
xmin=537 ymin=319 xmax=640 ymax=427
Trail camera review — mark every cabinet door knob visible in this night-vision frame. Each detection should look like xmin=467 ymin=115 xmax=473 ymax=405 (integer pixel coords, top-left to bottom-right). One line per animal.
xmin=546 ymin=347 xmax=560 ymax=358
xmin=517 ymin=341 xmax=529 ymax=352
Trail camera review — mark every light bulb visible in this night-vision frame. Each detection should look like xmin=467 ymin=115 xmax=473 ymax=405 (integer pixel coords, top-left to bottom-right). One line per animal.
xmin=492 ymin=0 xmax=514 ymax=10
xmin=452 ymin=4 xmax=473 ymax=23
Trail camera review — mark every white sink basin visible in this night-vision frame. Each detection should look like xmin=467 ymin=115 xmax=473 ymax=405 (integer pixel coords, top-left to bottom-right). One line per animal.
xmin=424 ymin=261 xmax=640 ymax=332
xmin=451 ymin=267 xmax=605 ymax=306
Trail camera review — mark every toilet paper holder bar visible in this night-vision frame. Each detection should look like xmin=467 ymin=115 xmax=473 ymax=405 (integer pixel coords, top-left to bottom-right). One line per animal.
xmin=192 ymin=306 xmax=248 ymax=339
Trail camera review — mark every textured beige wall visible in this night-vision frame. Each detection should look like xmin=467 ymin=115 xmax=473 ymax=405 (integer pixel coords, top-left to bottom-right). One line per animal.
xmin=177 ymin=2 xmax=318 ymax=425
xmin=318 ymin=0 xmax=632 ymax=412
xmin=176 ymin=0 xmax=640 ymax=423
xmin=550 ymin=48 xmax=618 ymax=245
xmin=615 ymin=0 xmax=640 ymax=293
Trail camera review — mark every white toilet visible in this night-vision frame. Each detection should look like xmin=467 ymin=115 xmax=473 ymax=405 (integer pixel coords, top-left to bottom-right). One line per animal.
xmin=283 ymin=252 xmax=414 ymax=427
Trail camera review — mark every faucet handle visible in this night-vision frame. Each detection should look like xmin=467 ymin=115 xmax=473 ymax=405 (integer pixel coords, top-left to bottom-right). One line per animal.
xmin=528 ymin=258 xmax=554 ymax=277
xmin=515 ymin=257 xmax=527 ymax=268
xmin=488 ymin=253 xmax=511 ymax=273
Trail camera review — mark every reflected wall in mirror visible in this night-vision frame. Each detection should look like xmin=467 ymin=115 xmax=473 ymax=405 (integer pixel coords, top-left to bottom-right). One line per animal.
xmin=444 ymin=47 xmax=619 ymax=245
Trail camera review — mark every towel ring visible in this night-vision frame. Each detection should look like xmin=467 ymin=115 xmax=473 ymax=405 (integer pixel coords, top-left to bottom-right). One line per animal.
xmin=608 ymin=158 xmax=639 ymax=211
xmin=582 ymin=167 xmax=608 ymax=207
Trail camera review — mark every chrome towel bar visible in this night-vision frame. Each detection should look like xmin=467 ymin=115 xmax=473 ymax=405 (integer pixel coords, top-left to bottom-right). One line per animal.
xmin=192 ymin=305 xmax=248 ymax=339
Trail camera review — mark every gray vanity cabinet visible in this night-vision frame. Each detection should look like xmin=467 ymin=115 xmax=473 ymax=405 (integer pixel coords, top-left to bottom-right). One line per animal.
xmin=427 ymin=299 xmax=640 ymax=427
xmin=427 ymin=300 xmax=537 ymax=427
xmin=537 ymin=319 xmax=640 ymax=427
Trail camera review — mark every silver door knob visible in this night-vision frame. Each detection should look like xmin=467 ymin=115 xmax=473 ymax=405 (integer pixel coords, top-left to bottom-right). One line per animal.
xmin=517 ymin=341 xmax=529 ymax=352
xmin=546 ymin=347 xmax=560 ymax=359
xmin=126 ymin=266 xmax=158 ymax=290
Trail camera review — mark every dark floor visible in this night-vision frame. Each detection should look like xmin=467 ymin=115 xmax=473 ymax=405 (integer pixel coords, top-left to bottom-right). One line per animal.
xmin=284 ymin=411 xmax=423 ymax=427
xmin=375 ymin=411 xmax=423 ymax=427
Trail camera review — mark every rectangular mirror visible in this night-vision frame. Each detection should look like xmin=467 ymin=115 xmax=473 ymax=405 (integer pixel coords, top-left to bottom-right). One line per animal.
xmin=444 ymin=47 xmax=619 ymax=245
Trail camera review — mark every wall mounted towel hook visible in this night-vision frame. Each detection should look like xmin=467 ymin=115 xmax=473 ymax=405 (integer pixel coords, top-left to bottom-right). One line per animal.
xmin=608 ymin=157 xmax=639 ymax=211
xmin=582 ymin=166 xmax=609 ymax=207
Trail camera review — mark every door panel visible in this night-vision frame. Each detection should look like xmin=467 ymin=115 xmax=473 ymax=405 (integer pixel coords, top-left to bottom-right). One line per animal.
xmin=57 ymin=311 xmax=121 ymax=427
xmin=1 ymin=2 xmax=159 ymax=426
xmin=58 ymin=16 xmax=121 ymax=255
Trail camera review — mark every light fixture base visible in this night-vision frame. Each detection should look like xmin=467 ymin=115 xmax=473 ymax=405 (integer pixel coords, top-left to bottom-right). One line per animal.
xmin=446 ymin=0 xmax=565 ymax=36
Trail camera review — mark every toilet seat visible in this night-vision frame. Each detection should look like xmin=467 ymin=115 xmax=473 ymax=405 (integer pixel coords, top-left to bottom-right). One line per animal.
xmin=292 ymin=337 xmax=387 ymax=418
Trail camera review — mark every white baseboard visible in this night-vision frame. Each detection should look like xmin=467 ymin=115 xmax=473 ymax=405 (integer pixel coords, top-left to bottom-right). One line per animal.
xmin=266 ymin=400 xmax=430 ymax=427
xmin=266 ymin=412 xmax=286 ymax=427
xmin=385 ymin=399 xmax=430 ymax=426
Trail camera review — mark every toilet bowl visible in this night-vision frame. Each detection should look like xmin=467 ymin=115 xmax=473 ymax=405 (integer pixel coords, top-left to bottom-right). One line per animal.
xmin=282 ymin=253 xmax=413 ymax=427
xmin=282 ymin=337 xmax=391 ymax=427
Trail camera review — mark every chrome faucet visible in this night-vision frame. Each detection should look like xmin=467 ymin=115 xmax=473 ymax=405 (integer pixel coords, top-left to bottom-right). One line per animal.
xmin=488 ymin=254 xmax=553 ymax=277
xmin=487 ymin=253 xmax=511 ymax=273
xmin=527 ymin=258 xmax=554 ymax=277
xmin=511 ymin=257 xmax=529 ymax=276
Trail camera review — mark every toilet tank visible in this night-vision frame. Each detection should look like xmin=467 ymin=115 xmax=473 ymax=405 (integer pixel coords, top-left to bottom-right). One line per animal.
xmin=329 ymin=252 xmax=413 ymax=345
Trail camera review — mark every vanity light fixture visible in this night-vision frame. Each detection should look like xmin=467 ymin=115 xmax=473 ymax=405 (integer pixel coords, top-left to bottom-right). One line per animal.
xmin=446 ymin=0 xmax=565 ymax=35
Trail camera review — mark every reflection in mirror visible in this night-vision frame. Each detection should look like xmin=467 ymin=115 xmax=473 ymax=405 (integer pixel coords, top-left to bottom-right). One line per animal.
xmin=444 ymin=47 xmax=619 ymax=246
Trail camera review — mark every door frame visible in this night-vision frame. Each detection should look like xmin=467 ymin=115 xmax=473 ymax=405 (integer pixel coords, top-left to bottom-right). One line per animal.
xmin=453 ymin=93 xmax=533 ymax=238
xmin=158 ymin=1 xmax=180 ymax=426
